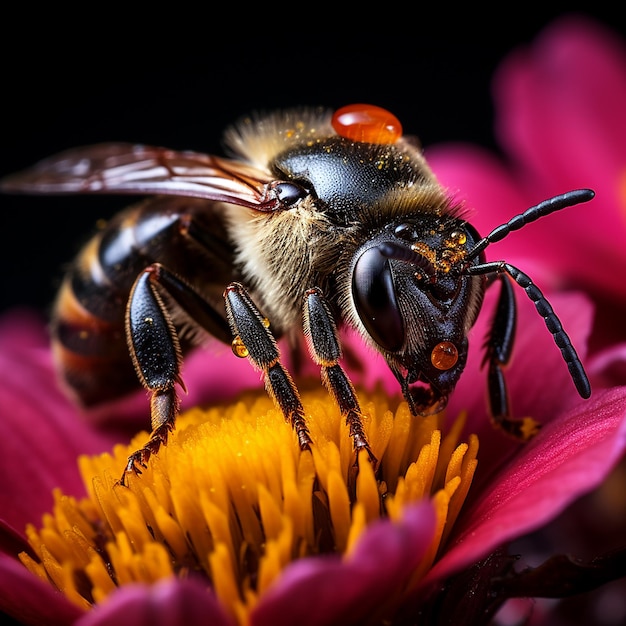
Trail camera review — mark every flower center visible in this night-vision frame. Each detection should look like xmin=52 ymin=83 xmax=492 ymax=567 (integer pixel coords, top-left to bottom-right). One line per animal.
xmin=20 ymin=388 xmax=478 ymax=624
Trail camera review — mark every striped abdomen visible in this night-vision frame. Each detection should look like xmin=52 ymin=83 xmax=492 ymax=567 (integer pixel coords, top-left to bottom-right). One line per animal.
xmin=51 ymin=196 xmax=234 ymax=406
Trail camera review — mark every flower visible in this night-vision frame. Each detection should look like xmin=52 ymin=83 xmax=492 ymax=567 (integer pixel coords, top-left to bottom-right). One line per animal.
xmin=17 ymin=390 xmax=472 ymax=626
xmin=2 ymin=15 xmax=626 ymax=625
xmin=1 ymin=284 xmax=625 ymax=625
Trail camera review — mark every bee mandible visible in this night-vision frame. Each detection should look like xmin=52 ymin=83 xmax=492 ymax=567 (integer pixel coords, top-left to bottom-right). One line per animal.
xmin=1 ymin=104 xmax=593 ymax=483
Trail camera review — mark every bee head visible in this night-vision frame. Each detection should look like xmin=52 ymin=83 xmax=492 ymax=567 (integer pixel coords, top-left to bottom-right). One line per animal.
xmin=350 ymin=216 xmax=485 ymax=415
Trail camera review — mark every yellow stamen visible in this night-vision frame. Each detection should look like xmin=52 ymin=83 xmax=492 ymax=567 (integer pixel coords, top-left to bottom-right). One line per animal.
xmin=20 ymin=387 xmax=479 ymax=625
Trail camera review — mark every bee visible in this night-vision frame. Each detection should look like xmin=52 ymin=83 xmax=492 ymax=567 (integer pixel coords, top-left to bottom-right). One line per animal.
xmin=1 ymin=104 xmax=593 ymax=483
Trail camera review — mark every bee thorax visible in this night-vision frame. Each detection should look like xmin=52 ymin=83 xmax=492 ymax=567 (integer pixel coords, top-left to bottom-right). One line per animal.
xmin=226 ymin=201 xmax=334 ymax=332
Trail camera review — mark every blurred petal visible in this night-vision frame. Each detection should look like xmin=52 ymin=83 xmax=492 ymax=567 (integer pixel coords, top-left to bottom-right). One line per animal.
xmin=426 ymin=386 xmax=626 ymax=584
xmin=588 ymin=342 xmax=626 ymax=388
xmin=0 ymin=553 xmax=82 ymax=626
xmin=429 ymin=17 xmax=626 ymax=304
xmin=251 ymin=501 xmax=436 ymax=626
xmin=494 ymin=16 xmax=626 ymax=300
xmin=495 ymin=16 xmax=626 ymax=201
xmin=76 ymin=578 xmax=235 ymax=626
xmin=0 ymin=310 xmax=119 ymax=535
xmin=448 ymin=290 xmax=594 ymax=451
xmin=82 ymin=337 xmax=314 ymax=430
xmin=177 ymin=341 xmax=275 ymax=410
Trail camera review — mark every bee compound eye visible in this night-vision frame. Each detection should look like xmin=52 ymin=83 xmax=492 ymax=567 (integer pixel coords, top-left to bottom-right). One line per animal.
xmin=331 ymin=104 xmax=403 ymax=144
xmin=352 ymin=246 xmax=404 ymax=351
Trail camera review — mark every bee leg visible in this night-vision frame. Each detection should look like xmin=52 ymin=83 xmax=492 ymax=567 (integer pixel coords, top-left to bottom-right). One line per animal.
xmin=224 ymin=282 xmax=313 ymax=451
xmin=483 ymin=273 xmax=540 ymax=440
xmin=303 ymin=288 xmax=377 ymax=469
xmin=121 ymin=265 xmax=186 ymax=483
xmin=476 ymin=258 xmax=591 ymax=439
xmin=122 ymin=263 xmax=236 ymax=483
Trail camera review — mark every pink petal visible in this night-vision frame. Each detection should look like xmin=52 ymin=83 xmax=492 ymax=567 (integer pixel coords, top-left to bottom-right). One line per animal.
xmin=251 ymin=501 xmax=436 ymax=626
xmin=493 ymin=17 xmax=626 ymax=299
xmin=177 ymin=340 xmax=280 ymax=411
xmin=0 ymin=306 xmax=290 ymax=536
xmin=495 ymin=16 xmax=626 ymax=199
xmin=77 ymin=578 xmax=235 ymax=626
xmin=426 ymin=386 xmax=626 ymax=584
xmin=425 ymin=143 xmax=528 ymax=239
xmin=83 ymin=336 xmax=318 ymax=430
xmin=427 ymin=18 xmax=626 ymax=305
xmin=0 ymin=312 xmax=120 ymax=535
xmin=447 ymin=290 xmax=594 ymax=464
xmin=588 ymin=341 xmax=626 ymax=389
xmin=0 ymin=519 xmax=30 ymax=557
xmin=0 ymin=308 xmax=50 ymax=352
xmin=0 ymin=553 xmax=83 ymax=626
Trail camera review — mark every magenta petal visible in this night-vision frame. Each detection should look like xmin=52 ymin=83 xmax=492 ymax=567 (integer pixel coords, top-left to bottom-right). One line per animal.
xmin=177 ymin=341 xmax=271 ymax=410
xmin=251 ymin=501 xmax=436 ymax=626
xmin=426 ymin=18 xmax=626 ymax=308
xmin=493 ymin=17 xmax=626 ymax=299
xmin=84 ymin=336 xmax=318 ymax=430
xmin=76 ymin=578 xmax=235 ymax=626
xmin=0 ymin=312 xmax=121 ymax=536
xmin=426 ymin=144 xmax=581 ymax=294
xmin=588 ymin=342 xmax=626 ymax=388
xmin=446 ymin=289 xmax=593 ymax=463
xmin=427 ymin=386 xmax=626 ymax=584
xmin=0 ymin=308 xmax=50 ymax=352
xmin=0 ymin=554 xmax=83 ymax=626
xmin=0 ymin=519 xmax=30 ymax=557
xmin=425 ymin=143 xmax=528 ymax=239
xmin=495 ymin=17 xmax=626 ymax=198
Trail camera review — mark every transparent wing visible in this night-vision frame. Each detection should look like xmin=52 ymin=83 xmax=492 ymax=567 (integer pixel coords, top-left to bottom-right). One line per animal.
xmin=1 ymin=143 xmax=279 ymax=211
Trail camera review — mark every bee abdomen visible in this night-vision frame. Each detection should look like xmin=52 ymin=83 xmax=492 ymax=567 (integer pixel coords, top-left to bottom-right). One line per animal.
xmin=51 ymin=266 xmax=137 ymax=405
xmin=50 ymin=197 xmax=233 ymax=407
xmin=50 ymin=207 xmax=154 ymax=406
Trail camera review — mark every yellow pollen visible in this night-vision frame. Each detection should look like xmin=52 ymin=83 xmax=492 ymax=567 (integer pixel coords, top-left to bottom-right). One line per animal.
xmin=448 ymin=230 xmax=467 ymax=246
xmin=231 ymin=336 xmax=249 ymax=358
xmin=20 ymin=388 xmax=478 ymax=625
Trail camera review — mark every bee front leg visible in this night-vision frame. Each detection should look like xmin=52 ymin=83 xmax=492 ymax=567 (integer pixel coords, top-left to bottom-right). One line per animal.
xmin=224 ymin=283 xmax=313 ymax=451
xmin=484 ymin=273 xmax=540 ymax=440
xmin=303 ymin=288 xmax=377 ymax=468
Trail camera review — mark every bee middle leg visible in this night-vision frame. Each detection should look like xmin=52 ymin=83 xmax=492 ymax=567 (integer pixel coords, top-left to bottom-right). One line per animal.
xmin=122 ymin=262 xmax=232 ymax=484
xmin=304 ymin=288 xmax=377 ymax=468
xmin=223 ymin=282 xmax=313 ymax=451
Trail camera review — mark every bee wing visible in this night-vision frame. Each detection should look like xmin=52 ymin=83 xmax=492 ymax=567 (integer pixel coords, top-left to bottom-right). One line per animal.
xmin=1 ymin=143 xmax=278 ymax=211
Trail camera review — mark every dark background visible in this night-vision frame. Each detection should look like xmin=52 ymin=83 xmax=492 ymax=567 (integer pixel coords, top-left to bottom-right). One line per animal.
xmin=2 ymin=8 xmax=625 ymax=316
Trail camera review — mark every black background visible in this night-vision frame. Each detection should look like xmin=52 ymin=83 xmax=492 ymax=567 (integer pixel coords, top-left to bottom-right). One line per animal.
xmin=2 ymin=7 xmax=625 ymax=316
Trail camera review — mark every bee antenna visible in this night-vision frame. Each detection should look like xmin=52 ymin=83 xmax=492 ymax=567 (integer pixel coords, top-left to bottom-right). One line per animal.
xmin=380 ymin=241 xmax=437 ymax=278
xmin=466 ymin=189 xmax=595 ymax=262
